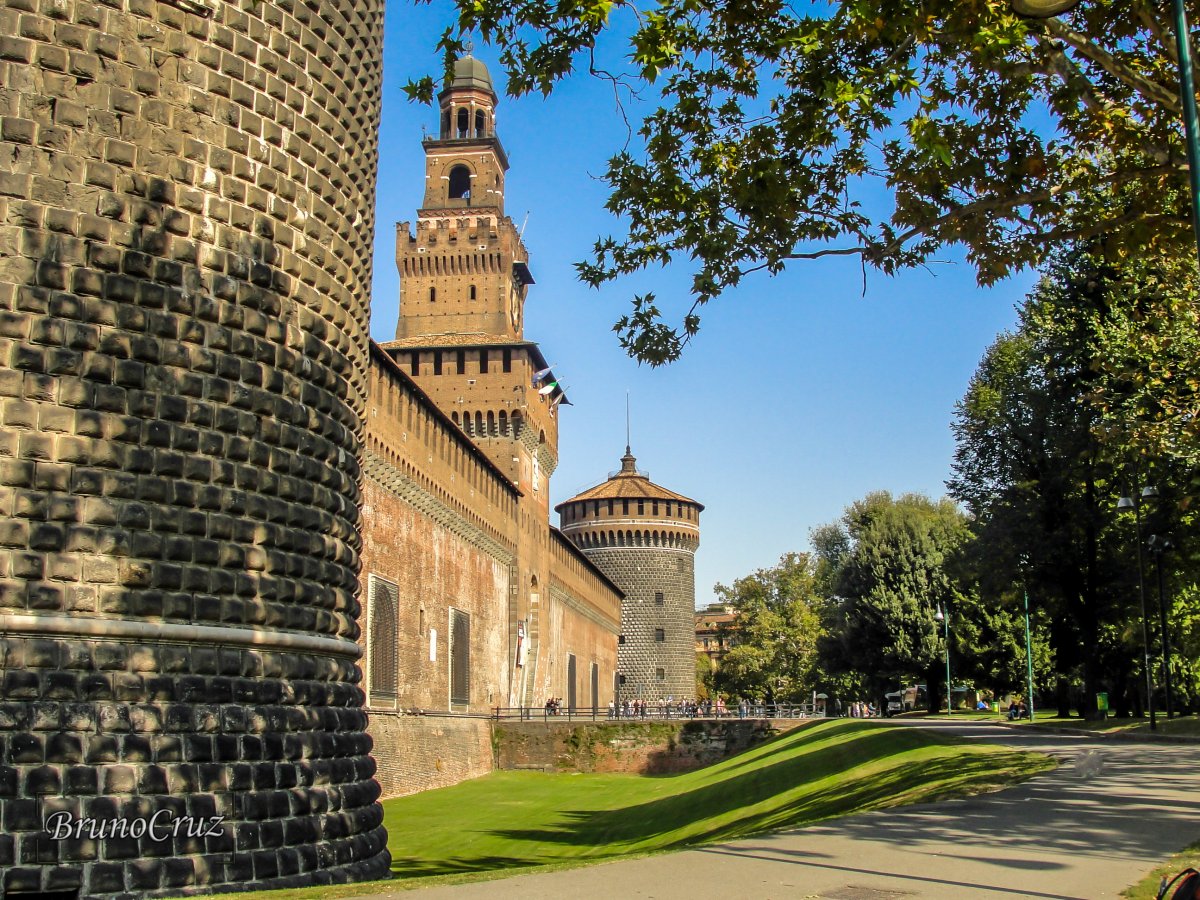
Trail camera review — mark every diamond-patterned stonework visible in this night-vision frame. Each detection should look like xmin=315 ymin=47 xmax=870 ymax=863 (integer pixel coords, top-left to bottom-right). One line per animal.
xmin=0 ymin=0 xmax=389 ymax=893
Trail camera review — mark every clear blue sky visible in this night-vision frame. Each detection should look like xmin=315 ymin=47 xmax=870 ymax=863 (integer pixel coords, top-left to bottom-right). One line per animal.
xmin=371 ymin=4 xmax=1040 ymax=608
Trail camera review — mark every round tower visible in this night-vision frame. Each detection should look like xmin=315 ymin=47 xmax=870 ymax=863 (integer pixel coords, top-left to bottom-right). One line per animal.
xmin=555 ymin=449 xmax=702 ymax=703
xmin=0 ymin=0 xmax=388 ymax=894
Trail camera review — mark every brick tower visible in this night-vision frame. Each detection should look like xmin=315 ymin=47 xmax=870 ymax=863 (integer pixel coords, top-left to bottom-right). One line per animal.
xmin=0 ymin=0 xmax=389 ymax=895
xmin=384 ymin=56 xmax=560 ymax=505
xmin=556 ymin=449 xmax=702 ymax=702
xmin=379 ymin=57 xmax=568 ymax=710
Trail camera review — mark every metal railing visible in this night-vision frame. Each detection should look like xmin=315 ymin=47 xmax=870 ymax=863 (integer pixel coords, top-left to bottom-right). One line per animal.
xmin=492 ymin=702 xmax=826 ymax=721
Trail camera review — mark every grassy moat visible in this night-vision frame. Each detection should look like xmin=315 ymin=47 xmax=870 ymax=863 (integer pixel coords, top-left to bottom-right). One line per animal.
xmin=250 ymin=719 xmax=1053 ymax=898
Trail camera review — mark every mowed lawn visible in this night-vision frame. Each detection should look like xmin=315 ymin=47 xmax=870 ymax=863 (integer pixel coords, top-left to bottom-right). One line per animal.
xmin=383 ymin=719 xmax=1054 ymax=881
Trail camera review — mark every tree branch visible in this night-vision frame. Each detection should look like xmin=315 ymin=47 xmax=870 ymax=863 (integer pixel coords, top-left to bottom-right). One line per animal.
xmin=1044 ymin=18 xmax=1181 ymax=113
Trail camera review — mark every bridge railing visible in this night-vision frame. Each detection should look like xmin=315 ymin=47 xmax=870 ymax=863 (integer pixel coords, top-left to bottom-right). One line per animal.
xmin=491 ymin=703 xmax=826 ymax=721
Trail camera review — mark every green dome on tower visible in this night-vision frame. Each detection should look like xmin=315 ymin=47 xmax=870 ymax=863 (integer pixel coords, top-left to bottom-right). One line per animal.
xmin=449 ymin=55 xmax=495 ymax=94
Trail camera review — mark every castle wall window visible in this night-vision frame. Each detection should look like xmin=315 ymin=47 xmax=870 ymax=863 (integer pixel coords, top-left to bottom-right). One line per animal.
xmin=607 ymin=500 xmax=614 ymax=515
xmin=654 ymin=628 xmax=665 ymax=642
xmin=502 ymin=349 xmax=511 ymax=372
xmin=457 ymin=350 xmax=465 ymax=374
xmin=456 ymin=109 xmax=469 ymax=138
xmin=367 ymin=575 xmax=399 ymax=707
xmin=479 ymin=350 xmax=489 ymax=374
xmin=637 ymin=500 xmax=644 ymax=515
xmin=622 ymin=500 xmax=629 ymax=515
xmin=449 ymin=608 xmax=470 ymax=705
xmin=656 ymin=668 xmax=665 ymax=681
xmin=469 ymin=284 xmax=477 ymax=300
xmin=655 ymin=591 xmax=664 ymax=606
xmin=567 ymin=654 xmax=577 ymax=713
xmin=448 ymin=164 xmax=471 ymax=199
xmin=618 ymin=634 xmax=625 ymax=645
xmin=653 ymin=501 xmax=659 ymax=515
xmin=429 ymin=286 xmax=436 ymax=302
xmin=433 ymin=352 xmax=442 ymax=375
xmin=409 ymin=351 xmax=420 ymax=375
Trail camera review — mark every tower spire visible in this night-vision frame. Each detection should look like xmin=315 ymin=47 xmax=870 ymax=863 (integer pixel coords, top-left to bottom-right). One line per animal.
xmin=625 ymin=391 xmax=631 ymax=456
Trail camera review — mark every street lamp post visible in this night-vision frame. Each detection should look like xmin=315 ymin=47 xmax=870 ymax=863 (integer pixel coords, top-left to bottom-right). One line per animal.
xmin=1118 ymin=482 xmax=1158 ymax=731
xmin=935 ymin=606 xmax=951 ymax=716
xmin=1023 ymin=584 xmax=1036 ymax=722
xmin=1148 ymin=533 xmax=1176 ymax=721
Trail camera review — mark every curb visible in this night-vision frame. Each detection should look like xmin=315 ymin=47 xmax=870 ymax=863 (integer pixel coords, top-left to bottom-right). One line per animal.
xmin=992 ymin=721 xmax=1200 ymax=744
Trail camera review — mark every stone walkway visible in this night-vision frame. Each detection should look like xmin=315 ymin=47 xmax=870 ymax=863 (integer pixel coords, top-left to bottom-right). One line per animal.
xmin=365 ymin=720 xmax=1200 ymax=900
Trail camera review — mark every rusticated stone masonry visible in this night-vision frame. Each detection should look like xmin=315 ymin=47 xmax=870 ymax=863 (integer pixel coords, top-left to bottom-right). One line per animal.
xmin=0 ymin=0 xmax=389 ymax=895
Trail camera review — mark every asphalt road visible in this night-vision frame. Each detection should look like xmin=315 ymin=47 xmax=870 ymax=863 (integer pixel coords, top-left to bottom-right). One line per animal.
xmin=372 ymin=720 xmax=1200 ymax=900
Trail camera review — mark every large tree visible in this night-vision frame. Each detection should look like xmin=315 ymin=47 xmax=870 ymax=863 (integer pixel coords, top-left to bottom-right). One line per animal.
xmin=410 ymin=0 xmax=1198 ymax=362
xmin=949 ymin=248 xmax=1200 ymax=715
xmin=711 ymin=553 xmax=823 ymax=703
xmin=815 ymin=491 xmax=972 ymax=712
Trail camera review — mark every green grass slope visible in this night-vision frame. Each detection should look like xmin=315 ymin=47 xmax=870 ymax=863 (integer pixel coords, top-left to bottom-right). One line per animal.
xmin=383 ymin=718 xmax=1052 ymax=881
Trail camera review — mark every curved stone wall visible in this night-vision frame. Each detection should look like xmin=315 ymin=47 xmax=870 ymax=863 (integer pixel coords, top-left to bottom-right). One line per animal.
xmin=581 ymin=546 xmax=696 ymax=703
xmin=0 ymin=0 xmax=388 ymax=893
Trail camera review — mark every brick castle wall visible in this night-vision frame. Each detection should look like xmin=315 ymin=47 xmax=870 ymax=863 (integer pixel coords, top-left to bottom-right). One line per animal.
xmin=494 ymin=719 xmax=794 ymax=774
xmin=0 ymin=0 xmax=389 ymax=894
xmin=367 ymin=713 xmax=493 ymax=799
xmin=357 ymin=348 xmax=620 ymax=793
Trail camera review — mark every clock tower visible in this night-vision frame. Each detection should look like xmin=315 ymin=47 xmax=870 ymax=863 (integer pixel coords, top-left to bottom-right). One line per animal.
xmin=385 ymin=56 xmax=561 ymax=507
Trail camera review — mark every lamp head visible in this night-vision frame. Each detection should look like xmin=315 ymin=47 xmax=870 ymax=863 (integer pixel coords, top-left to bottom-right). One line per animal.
xmin=1010 ymin=0 xmax=1082 ymax=17
xmin=934 ymin=607 xmax=945 ymax=622
xmin=1141 ymin=484 xmax=1159 ymax=499
xmin=1117 ymin=496 xmax=1134 ymax=510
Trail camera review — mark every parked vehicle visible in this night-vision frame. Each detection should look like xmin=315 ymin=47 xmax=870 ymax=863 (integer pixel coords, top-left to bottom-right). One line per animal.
xmin=884 ymin=684 xmax=928 ymax=716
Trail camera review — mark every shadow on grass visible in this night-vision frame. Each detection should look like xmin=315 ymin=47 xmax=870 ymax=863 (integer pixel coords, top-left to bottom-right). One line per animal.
xmin=389 ymin=722 xmax=1046 ymax=878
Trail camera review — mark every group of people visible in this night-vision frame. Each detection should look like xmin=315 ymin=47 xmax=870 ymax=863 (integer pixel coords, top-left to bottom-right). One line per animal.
xmin=1007 ymin=699 xmax=1031 ymax=720
xmin=543 ymin=697 xmax=565 ymax=715
xmin=607 ymin=697 xmax=733 ymax=719
xmin=839 ymin=700 xmax=877 ymax=718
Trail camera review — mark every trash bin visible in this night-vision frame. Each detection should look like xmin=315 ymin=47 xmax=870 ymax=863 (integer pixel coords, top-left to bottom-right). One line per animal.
xmin=1096 ymin=692 xmax=1109 ymax=719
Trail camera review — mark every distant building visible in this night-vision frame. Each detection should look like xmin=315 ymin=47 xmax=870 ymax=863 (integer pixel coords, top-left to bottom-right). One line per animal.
xmin=695 ymin=603 xmax=739 ymax=662
xmin=557 ymin=449 xmax=703 ymax=702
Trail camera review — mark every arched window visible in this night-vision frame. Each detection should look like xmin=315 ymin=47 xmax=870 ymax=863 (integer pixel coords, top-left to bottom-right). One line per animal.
xmin=499 ymin=411 xmax=508 ymax=435
xmin=456 ymin=108 xmax=469 ymax=138
xmin=469 ymin=284 xmax=477 ymax=300
xmin=368 ymin=576 xmax=398 ymax=706
xmin=441 ymin=110 xmax=450 ymax=138
xmin=475 ymin=110 xmax=485 ymax=136
xmin=429 ymin=286 xmax=436 ymax=302
xmin=448 ymin=165 xmax=471 ymax=200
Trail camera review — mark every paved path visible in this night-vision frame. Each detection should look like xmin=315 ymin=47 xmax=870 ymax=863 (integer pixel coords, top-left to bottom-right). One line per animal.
xmin=372 ymin=720 xmax=1200 ymax=900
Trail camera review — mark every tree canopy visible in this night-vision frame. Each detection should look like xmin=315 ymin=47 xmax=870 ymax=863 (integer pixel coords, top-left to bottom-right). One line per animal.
xmin=815 ymin=491 xmax=971 ymax=709
xmin=409 ymin=0 xmax=1199 ymax=362
xmin=711 ymin=552 xmax=823 ymax=702
xmin=948 ymin=247 xmax=1200 ymax=714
